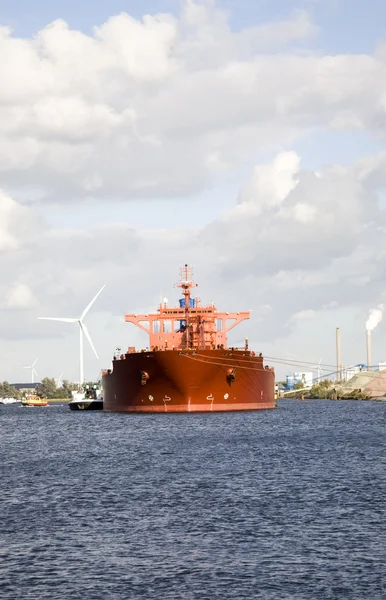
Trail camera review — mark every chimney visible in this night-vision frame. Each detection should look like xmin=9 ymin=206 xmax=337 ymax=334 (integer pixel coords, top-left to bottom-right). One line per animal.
xmin=336 ymin=327 xmax=341 ymax=381
xmin=366 ymin=329 xmax=372 ymax=371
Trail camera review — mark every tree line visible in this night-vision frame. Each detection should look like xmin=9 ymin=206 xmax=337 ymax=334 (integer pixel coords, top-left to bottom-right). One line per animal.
xmin=0 ymin=382 xmax=22 ymax=399
xmin=37 ymin=378 xmax=78 ymax=399
xmin=282 ymin=379 xmax=369 ymax=400
xmin=0 ymin=378 xmax=95 ymax=400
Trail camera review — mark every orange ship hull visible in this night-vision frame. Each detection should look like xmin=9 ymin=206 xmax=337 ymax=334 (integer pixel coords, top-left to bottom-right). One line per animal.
xmin=102 ymin=349 xmax=275 ymax=413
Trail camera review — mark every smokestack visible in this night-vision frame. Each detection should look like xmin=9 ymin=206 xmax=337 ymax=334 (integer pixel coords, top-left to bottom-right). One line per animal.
xmin=366 ymin=329 xmax=372 ymax=371
xmin=336 ymin=327 xmax=341 ymax=381
xmin=365 ymin=303 xmax=383 ymax=372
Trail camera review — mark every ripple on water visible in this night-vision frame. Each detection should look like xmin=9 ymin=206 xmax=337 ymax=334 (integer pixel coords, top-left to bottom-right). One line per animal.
xmin=0 ymin=400 xmax=385 ymax=599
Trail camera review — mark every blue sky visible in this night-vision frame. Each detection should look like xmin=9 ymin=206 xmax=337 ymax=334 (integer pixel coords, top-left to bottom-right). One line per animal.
xmin=1 ymin=0 xmax=385 ymax=54
xmin=1 ymin=0 xmax=384 ymax=231
xmin=0 ymin=0 xmax=386 ymax=234
xmin=42 ymin=128 xmax=384 ymax=232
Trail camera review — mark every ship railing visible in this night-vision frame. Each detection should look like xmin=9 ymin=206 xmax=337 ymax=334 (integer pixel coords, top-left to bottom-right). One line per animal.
xmin=117 ymin=345 xmax=265 ymax=355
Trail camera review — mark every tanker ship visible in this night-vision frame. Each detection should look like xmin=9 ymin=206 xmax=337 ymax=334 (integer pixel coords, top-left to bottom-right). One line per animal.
xmin=102 ymin=265 xmax=275 ymax=413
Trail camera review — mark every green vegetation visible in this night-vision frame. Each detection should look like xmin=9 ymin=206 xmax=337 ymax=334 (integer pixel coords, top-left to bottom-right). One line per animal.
xmin=307 ymin=380 xmax=335 ymax=399
xmin=38 ymin=378 xmax=77 ymax=399
xmin=282 ymin=379 xmax=370 ymax=400
xmin=293 ymin=381 xmax=306 ymax=390
xmin=338 ymin=389 xmax=370 ymax=400
xmin=1 ymin=378 xmax=101 ymax=401
xmin=0 ymin=381 xmax=21 ymax=399
xmin=307 ymin=380 xmax=369 ymax=400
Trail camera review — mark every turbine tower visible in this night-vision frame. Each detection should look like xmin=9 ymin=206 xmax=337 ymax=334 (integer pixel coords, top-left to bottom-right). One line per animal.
xmin=24 ymin=358 xmax=38 ymax=383
xmin=38 ymin=285 xmax=105 ymax=386
xmin=314 ymin=357 xmax=323 ymax=382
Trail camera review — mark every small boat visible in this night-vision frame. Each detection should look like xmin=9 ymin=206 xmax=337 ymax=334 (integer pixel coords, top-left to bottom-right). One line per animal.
xmin=68 ymin=398 xmax=103 ymax=410
xmin=68 ymin=386 xmax=103 ymax=411
xmin=0 ymin=397 xmax=20 ymax=405
xmin=21 ymin=395 xmax=49 ymax=407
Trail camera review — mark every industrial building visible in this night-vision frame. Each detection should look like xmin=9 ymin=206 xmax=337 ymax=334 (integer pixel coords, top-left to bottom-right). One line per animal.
xmin=286 ymin=372 xmax=313 ymax=390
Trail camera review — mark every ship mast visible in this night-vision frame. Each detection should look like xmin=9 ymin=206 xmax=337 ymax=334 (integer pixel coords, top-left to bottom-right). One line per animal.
xmin=177 ymin=264 xmax=198 ymax=350
xmin=124 ymin=265 xmax=250 ymax=351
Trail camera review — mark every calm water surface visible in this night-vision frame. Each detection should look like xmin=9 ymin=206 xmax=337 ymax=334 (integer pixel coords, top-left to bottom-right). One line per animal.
xmin=1 ymin=400 xmax=385 ymax=599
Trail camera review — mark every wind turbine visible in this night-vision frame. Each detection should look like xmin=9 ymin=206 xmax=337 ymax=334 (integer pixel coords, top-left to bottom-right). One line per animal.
xmin=314 ymin=357 xmax=323 ymax=382
xmin=24 ymin=358 xmax=38 ymax=383
xmin=55 ymin=372 xmax=64 ymax=388
xmin=38 ymin=285 xmax=105 ymax=386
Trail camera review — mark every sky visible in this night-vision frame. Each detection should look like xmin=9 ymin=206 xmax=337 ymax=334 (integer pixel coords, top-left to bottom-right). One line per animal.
xmin=1 ymin=0 xmax=386 ymax=384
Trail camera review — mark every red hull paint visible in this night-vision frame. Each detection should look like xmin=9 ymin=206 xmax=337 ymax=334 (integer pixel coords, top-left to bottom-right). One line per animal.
xmin=103 ymin=349 xmax=275 ymax=413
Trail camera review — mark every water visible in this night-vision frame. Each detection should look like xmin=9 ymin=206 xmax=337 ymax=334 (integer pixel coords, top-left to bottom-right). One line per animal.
xmin=1 ymin=400 xmax=385 ymax=599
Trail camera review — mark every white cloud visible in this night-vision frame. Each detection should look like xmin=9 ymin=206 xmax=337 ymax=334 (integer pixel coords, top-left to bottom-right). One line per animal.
xmin=0 ymin=189 xmax=43 ymax=251
xmin=0 ymin=155 xmax=385 ymax=380
xmin=289 ymin=202 xmax=317 ymax=223
xmin=290 ymin=309 xmax=316 ymax=322
xmin=95 ymin=13 xmax=178 ymax=81
xmin=2 ymin=2 xmax=386 ymax=381
xmin=237 ymin=151 xmax=300 ymax=214
xmin=2 ymin=283 xmax=38 ymax=309
xmin=1 ymin=144 xmax=385 ymax=336
xmin=201 ymin=148 xmax=380 ymax=282
xmin=0 ymin=3 xmax=385 ymax=203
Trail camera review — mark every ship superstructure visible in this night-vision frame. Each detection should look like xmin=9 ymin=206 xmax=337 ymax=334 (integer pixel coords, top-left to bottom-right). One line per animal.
xmin=102 ymin=265 xmax=275 ymax=413
xmin=124 ymin=265 xmax=250 ymax=352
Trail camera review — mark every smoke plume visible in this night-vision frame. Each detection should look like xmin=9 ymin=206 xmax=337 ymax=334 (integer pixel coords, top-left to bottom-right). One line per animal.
xmin=365 ymin=303 xmax=384 ymax=331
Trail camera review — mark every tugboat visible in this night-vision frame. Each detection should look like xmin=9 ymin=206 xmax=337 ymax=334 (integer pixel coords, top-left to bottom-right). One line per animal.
xmin=68 ymin=385 xmax=103 ymax=411
xmin=21 ymin=395 xmax=49 ymax=407
xmin=103 ymin=265 xmax=275 ymax=413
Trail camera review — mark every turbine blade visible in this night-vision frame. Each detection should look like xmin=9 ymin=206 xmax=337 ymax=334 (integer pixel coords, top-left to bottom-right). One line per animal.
xmin=38 ymin=317 xmax=77 ymax=323
xmin=80 ymin=322 xmax=99 ymax=360
xmin=80 ymin=285 xmax=105 ymax=320
xmin=32 ymin=358 xmax=38 ymax=367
